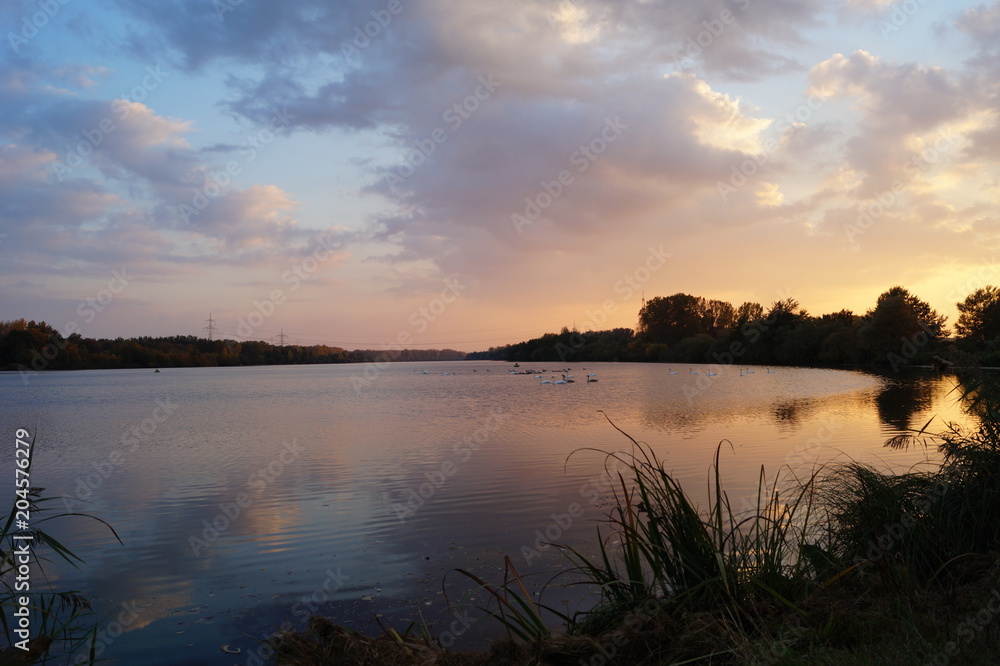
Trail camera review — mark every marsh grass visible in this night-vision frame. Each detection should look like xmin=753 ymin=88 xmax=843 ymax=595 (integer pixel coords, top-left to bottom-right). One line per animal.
xmin=560 ymin=415 xmax=823 ymax=627
xmin=824 ymin=370 xmax=1000 ymax=587
xmin=449 ymin=555 xmax=568 ymax=644
xmin=0 ymin=437 xmax=121 ymax=664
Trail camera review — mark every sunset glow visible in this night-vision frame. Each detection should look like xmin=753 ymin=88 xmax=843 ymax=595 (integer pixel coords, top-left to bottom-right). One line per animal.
xmin=2 ymin=1 xmax=999 ymax=350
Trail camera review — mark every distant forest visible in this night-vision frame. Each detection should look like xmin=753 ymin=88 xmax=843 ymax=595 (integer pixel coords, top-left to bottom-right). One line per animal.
xmin=467 ymin=285 xmax=1000 ymax=369
xmin=0 ymin=319 xmax=465 ymax=374
xmin=6 ymin=285 xmax=1000 ymax=374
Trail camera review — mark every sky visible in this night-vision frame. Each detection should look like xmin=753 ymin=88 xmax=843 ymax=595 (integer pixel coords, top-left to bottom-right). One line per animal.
xmin=1 ymin=0 xmax=999 ymax=351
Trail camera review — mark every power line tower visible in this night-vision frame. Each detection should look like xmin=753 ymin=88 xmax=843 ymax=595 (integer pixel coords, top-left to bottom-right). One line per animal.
xmin=204 ymin=312 xmax=217 ymax=340
xmin=277 ymin=329 xmax=287 ymax=346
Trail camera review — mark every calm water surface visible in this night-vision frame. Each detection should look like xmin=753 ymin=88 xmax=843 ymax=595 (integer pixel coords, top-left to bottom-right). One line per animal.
xmin=0 ymin=362 xmax=969 ymax=664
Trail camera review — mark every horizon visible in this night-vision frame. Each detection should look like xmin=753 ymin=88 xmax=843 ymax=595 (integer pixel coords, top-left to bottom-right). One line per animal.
xmin=2 ymin=1 xmax=1000 ymax=350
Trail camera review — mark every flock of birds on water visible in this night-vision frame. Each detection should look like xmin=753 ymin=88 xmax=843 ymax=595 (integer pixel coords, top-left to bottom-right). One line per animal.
xmin=412 ymin=366 xmax=777 ymax=383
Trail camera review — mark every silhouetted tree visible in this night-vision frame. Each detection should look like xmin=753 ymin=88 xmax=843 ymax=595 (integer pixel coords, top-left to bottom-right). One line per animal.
xmin=638 ymin=294 xmax=707 ymax=346
xmin=703 ymin=299 xmax=736 ymax=337
xmin=870 ymin=286 xmax=948 ymax=338
xmin=734 ymin=302 xmax=764 ymax=326
xmin=956 ymin=286 xmax=1000 ymax=344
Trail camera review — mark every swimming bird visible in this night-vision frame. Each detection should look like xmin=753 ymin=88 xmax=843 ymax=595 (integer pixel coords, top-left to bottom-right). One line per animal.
xmin=669 ymin=368 xmax=679 ymax=375
xmin=767 ymin=368 xmax=776 ymax=374
xmin=707 ymin=370 xmax=717 ymax=376
xmin=690 ymin=369 xmax=698 ymax=374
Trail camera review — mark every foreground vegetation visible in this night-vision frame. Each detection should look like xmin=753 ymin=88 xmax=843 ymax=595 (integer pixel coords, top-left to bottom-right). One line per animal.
xmin=268 ymin=369 xmax=1000 ymax=665
xmin=0 ymin=438 xmax=121 ymax=664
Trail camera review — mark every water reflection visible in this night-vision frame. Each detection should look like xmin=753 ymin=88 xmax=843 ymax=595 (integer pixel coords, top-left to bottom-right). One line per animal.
xmin=0 ymin=362 xmax=975 ymax=664
xmin=873 ymin=372 xmax=937 ymax=432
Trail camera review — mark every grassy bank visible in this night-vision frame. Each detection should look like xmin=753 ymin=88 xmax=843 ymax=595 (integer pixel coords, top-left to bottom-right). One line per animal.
xmin=268 ymin=372 xmax=1000 ymax=665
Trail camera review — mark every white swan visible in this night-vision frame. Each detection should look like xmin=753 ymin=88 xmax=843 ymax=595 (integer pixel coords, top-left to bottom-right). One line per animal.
xmin=690 ymin=369 xmax=698 ymax=374
xmin=707 ymin=370 xmax=717 ymax=376
xmin=669 ymin=369 xmax=679 ymax=375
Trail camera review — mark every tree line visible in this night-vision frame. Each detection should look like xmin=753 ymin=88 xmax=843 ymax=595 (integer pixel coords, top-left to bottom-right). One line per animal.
xmin=0 ymin=320 xmax=465 ymax=373
xmin=469 ymin=285 xmax=1000 ymax=368
xmin=7 ymin=284 xmax=1000 ymax=373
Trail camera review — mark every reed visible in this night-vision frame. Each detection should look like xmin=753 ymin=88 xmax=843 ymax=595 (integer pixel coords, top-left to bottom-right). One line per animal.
xmin=824 ymin=370 xmax=1000 ymax=586
xmin=558 ymin=413 xmax=822 ymax=635
xmin=0 ymin=437 xmax=121 ymax=664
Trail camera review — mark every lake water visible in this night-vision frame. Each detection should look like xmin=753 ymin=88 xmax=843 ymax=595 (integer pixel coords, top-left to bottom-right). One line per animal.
xmin=0 ymin=362 xmax=970 ymax=664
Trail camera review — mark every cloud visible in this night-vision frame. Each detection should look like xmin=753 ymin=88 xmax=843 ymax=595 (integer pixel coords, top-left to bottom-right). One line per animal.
xmin=4 ymin=0 xmax=1000 ymax=340
xmin=807 ymin=50 xmax=979 ymax=196
xmin=955 ymin=0 xmax=1000 ymax=55
xmin=0 ymin=56 xmax=329 ymax=266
